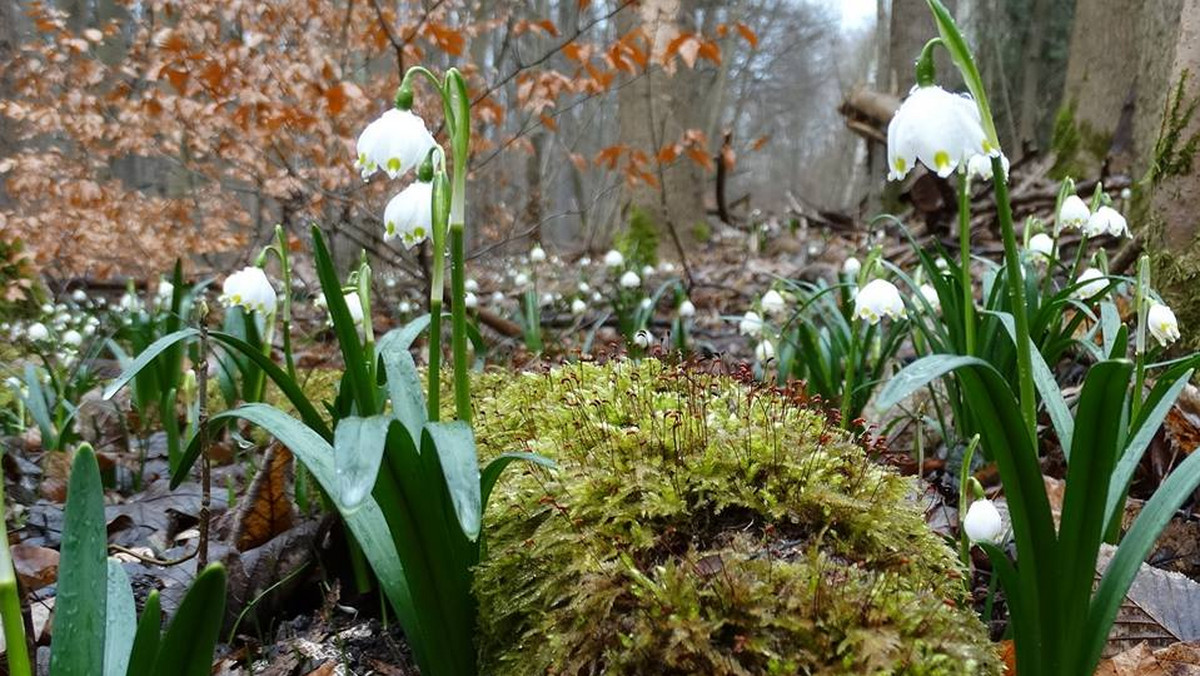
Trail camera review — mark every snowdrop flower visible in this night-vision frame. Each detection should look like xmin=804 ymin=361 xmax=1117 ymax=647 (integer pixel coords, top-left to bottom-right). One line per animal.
xmin=1058 ymin=195 xmax=1090 ymax=231
xmin=966 ymin=152 xmax=1010 ymax=182
xmin=641 ymin=264 xmax=655 ymax=278
xmin=399 ymin=301 xmax=412 ymax=314
xmin=63 ymin=329 xmax=82 ymax=347
xmin=639 ymin=297 xmax=652 ymax=311
xmin=1148 ymin=302 xmax=1181 ymax=346
xmin=842 ymin=257 xmax=861 ymax=278
xmin=355 ymin=108 xmax=437 ymax=180
xmin=919 ymin=284 xmax=941 ymax=314
xmin=591 ymin=291 xmax=603 ymax=303
xmin=1073 ymin=267 xmax=1108 ymax=299
xmin=678 ymin=299 xmax=695 ymax=318
xmin=465 ymin=278 xmax=479 ymax=293
xmin=854 ymin=279 xmax=907 ymax=324
xmin=464 ymin=292 xmax=478 ymax=309
xmin=383 ymin=181 xmax=433 ymax=249
xmin=530 ymin=245 xmax=546 ymax=263
xmin=27 ymin=322 xmax=48 ymax=341
xmin=490 ymin=291 xmax=505 ymax=305
xmin=579 ymin=256 xmax=592 ymax=266
xmin=540 ymin=292 xmax=555 ymax=306
xmin=83 ymin=323 xmax=95 ymax=337
xmin=633 ymin=329 xmax=653 ymax=349
xmin=755 ymin=340 xmax=775 ymax=362
xmin=571 ymin=298 xmax=587 ymax=315
xmin=40 ymin=303 xmax=53 ymax=315
xmin=761 ymin=289 xmax=786 ymax=316
xmin=1120 ymin=187 xmax=1133 ymax=200
xmin=1084 ymin=206 xmax=1129 ymax=238
xmin=659 ymin=261 xmax=676 ymax=274
xmin=935 ymin=257 xmax=950 ymax=273
xmin=1028 ymin=233 xmax=1055 ymax=259
xmin=604 ymin=250 xmax=625 ymax=268
xmin=620 ymin=271 xmax=641 ymax=289
xmin=343 ymin=292 xmax=365 ymax=326
xmin=71 ymin=289 xmax=87 ymax=303
xmin=739 ymin=311 xmax=763 ymax=337
xmin=887 ymin=85 xmax=994 ymax=180
xmin=578 ymin=282 xmax=591 ymax=294
xmin=158 ymin=280 xmax=174 ymax=301
xmin=514 ymin=272 xmax=530 ymax=287
xmin=964 ymin=499 xmax=1004 ymax=544
xmin=221 ymin=267 xmax=277 ymax=315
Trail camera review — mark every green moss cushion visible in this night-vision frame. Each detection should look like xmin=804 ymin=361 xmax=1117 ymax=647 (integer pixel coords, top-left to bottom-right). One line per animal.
xmin=471 ymin=359 xmax=999 ymax=675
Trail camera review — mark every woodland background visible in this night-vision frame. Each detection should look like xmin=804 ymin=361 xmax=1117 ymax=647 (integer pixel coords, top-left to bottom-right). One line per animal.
xmin=1 ymin=0 xmax=1199 ymax=310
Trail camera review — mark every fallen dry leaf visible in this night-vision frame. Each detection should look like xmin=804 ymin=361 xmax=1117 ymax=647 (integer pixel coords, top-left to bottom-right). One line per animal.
xmin=232 ymin=443 xmax=295 ymax=552
xmin=9 ymin=543 xmax=58 ymax=591
xmin=1097 ymin=545 xmax=1200 ymax=657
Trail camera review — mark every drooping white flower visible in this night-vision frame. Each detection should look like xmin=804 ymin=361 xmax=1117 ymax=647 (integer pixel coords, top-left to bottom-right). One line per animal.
xmin=63 ymin=329 xmax=82 ymax=347
xmin=739 ymin=311 xmax=763 ymax=337
xmin=1084 ymin=206 xmax=1129 ymax=238
xmin=27 ymin=322 xmax=48 ymax=341
xmin=464 ymin=292 xmax=478 ymax=309
xmin=344 ymin=291 xmax=365 ymax=326
xmin=355 ymin=108 xmax=437 ymax=180
xmin=842 ymin=257 xmax=861 ymax=278
xmin=964 ymin=499 xmax=1004 ymax=544
xmin=919 ymin=283 xmax=941 ymax=314
xmin=541 ymin=292 xmax=555 ymax=306
xmin=1120 ymin=187 xmax=1133 ymax=200
xmin=1028 ymin=233 xmax=1055 ymax=259
xmin=119 ymin=293 xmax=141 ymax=313
xmin=639 ymin=297 xmax=652 ymax=311
xmin=580 ymin=256 xmax=592 ymax=266
xmin=966 ymin=152 xmax=1009 ymax=182
xmin=490 ymin=291 xmax=506 ymax=305
xmin=887 ymin=85 xmax=994 ymax=180
xmin=571 ymin=298 xmax=587 ymax=315
xmin=755 ymin=340 xmax=775 ymax=362
xmin=514 ymin=272 xmax=530 ymax=287
xmin=935 ymin=257 xmax=950 ymax=273
xmin=578 ymin=282 xmax=591 ymax=293
xmin=854 ymin=279 xmax=907 ymax=324
xmin=641 ymin=264 xmax=655 ymax=278
xmin=221 ymin=267 xmax=277 ymax=315
xmin=1058 ymin=195 xmax=1090 ymax=231
xmin=633 ymin=329 xmax=653 ymax=349
xmin=1148 ymin=302 xmax=1181 ymax=346
xmin=659 ymin=261 xmax=676 ymax=274
xmin=619 ymin=271 xmax=641 ymax=289
xmin=399 ymin=301 xmax=413 ymax=314
xmin=383 ymin=181 xmax=433 ymax=249
xmin=71 ymin=289 xmax=87 ymax=303
xmin=604 ymin=250 xmax=625 ymax=268
xmin=678 ymin=299 xmax=695 ymax=318
xmin=1073 ymin=267 xmax=1108 ymax=299
xmin=465 ymin=278 xmax=479 ymax=293
xmin=530 ymin=245 xmax=546 ymax=263
xmin=760 ymin=289 xmax=786 ymax=316
xmin=157 ymin=280 xmax=174 ymax=301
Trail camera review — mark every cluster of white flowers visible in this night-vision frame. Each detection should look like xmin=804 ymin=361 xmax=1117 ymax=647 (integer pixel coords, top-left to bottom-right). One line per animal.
xmin=356 ymin=106 xmax=440 ymax=249
xmin=4 ymin=294 xmax=102 ymax=366
xmin=1057 ymin=195 xmax=1130 ymax=239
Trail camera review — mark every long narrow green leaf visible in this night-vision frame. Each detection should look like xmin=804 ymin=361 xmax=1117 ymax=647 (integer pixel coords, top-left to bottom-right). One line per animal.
xmin=334 ymin=415 xmax=392 ymax=512
xmin=1083 ymin=448 xmax=1200 ymax=672
xmin=376 ymin=333 xmax=426 ymax=442
xmin=988 ymin=311 xmax=1075 ymax=459
xmin=875 ymin=354 xmax=990 ymax=410
xmin=149 ymin=564 xmax=226 ymax=676
xmin=22 ymin=365 xmax=57 ymax=450
xmin=102 ymin=328 xmax=201 ymax=401
xmin=1058 ymin=360 xmax=1131 ymax=664
xmin=49 ymin=447 xmax=107 ymax=676
xmin=979 ymin=543 xmax=1035 ymax=673
xmin=311 ymin=226 xmax=374 ymax=415
xmin=103 ymin=560 xmax=136 ymax=676
xmin=125 ymin=591 xmax=160 ymax=676
xmin=423 ymin=422 xmax=482 ymax=541
xmin=1104 ymin=369 xmax=1194 ymax=527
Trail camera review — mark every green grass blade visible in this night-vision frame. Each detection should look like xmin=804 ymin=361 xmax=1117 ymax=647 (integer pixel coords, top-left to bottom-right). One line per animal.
xmin=103 ymin=559 xmax=136 ymax=676
xmin=125 ymin=591 xmax=160 ymax=676
xmin=49 ymin=446 xmax=107 ymax=676
xmin=1083 ymin=448 xmax=1200 ymax=672
xmin=149 ymin=564 xmax=226 ymax=676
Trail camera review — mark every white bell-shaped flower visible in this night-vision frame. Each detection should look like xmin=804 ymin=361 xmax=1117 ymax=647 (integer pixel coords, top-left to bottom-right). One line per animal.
xmin=678 ymin=299 xmax=695 ymax=318
xmin=842 ymin=257 xmax=861 ymax=278
xmin=919 ymin=283 xmax=941 ymax=314
xmin=383 ymin=182 xmax=433 ymax=249
xmin=966 ymin=152 xmax=1009 ymax=182
xmin=761 ymin=289 xmax=786 ymax=316
xmin=530 ymin=245 xmax=546 ymax=263
xmin=633 ymin=329 xmax=653 ymax=348
xmin=27 ymin=322 xmax=49 ymax=341
xmin=964 ymin=499 xmax=1004 ymax=544
xmin=514 ymin=272 xmax=529 ymax=287
xmin=887 ymin=86 xmax=994 ymax=180
xmin=854 ymin=279 xmax=907 ymax=324
xmin=1083 ymin=206 xmax=1129 ymax=238
xmin=604 ymin=250 xmax=625 ymax=268
xmin=63 ymin=329 xmax=83 ymax=347
xmin=464 ymin=292 xmax=478 ymax=309
xmin=1148 ymin=302 xmax=1181 ymax=346
xmin=355 ymin=109 xmax=437 ymax=180
xmin=1028 ymin=233 xmax=1054 ymax=259
xmin=571 ymin=298 xmax=587 ymax=315
xmin=344 ymin=292 xmax=365 ymax=326
xmin=739 ymin=311 xmax=763 ymax=337
xmin=620 ymin=271 xmax=641 ymax=289
xmin=755 ymin=340 xmax=775 ymax=362
xmin=1058 ymin=195 xmax=1090 ymax=231
xmin=221 ymin=267 xmax=277 ymax=315
xmin=1073 ymin=267 xmax=1108 ymax=299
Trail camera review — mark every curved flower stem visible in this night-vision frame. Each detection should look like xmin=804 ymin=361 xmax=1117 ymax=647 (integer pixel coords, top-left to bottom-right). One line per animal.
xmin=274 ymin=225 xmax=297 ymax=382
xmin=958 ymin=173 xmax=976 ymax=355
xmin=428 ymin=172 xmax=452 ymax=422
xmin=993 ymin=156 xmax=1038 ymax=442
xmin=446 ymin=69 xmax=472 ymax=423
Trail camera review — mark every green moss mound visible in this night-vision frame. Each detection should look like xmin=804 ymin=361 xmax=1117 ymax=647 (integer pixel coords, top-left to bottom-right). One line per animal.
xmin=471 ymin=359 xmax=999 ymax=675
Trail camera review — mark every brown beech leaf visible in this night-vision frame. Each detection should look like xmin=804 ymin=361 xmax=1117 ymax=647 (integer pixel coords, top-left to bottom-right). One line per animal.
xmin=232 ymin=443 xmax=296 ymax=552
xmin=1097 ymin=545 xmax=1200 ymax=658
xmin=10 ymin=543 xmax=59 ymax=591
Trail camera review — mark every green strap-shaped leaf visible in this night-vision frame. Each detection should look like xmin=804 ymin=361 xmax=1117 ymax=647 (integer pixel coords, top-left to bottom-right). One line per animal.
xmin=1082 ymin=448 xmax=1200 ymax=673
xmin=103 ymin=560 xmax=136 ymax=676
xmin=1058 ymin=360 xmax=1131 ymax=663
xmin=376 ymin=332 xmax=427 ymax=442
xmin=875 ymin=354 xmax=991 ymax=410
xmin=22 ymin=364 xmax=57 ymax=451
xmin=988 ymin=310 xmax=1075 ymax=459
xmin=311 ymin=226 xmax=375 ymax=415
xmin=481 ymin=452 xmax=557 ymax=510
xmin=125 ymin=591 xmax=160 ymax=676
xmin=423 ymin=421 xmax=482 ymax=541
xmin=103 ymin=328 xmax=200 ymax=401
xmin=334 ymin=415 xmax=392 ymax=512
xmin=978 ymin=542 xmax=1035 ymax=673
xmin=149 ymin=564 xmax=226 ymax=676
xmin=49 ymin=447 xmax=107 ymax=676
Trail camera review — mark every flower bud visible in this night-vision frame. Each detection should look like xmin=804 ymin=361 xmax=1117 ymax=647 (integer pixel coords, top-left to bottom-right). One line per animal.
xmin=964 ymin=499 xmax=1004 ymax=544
